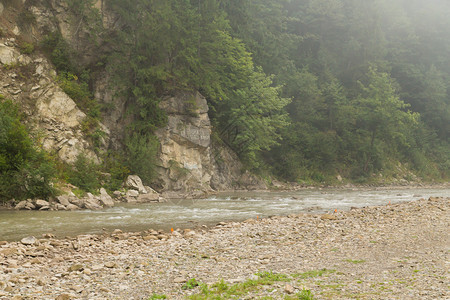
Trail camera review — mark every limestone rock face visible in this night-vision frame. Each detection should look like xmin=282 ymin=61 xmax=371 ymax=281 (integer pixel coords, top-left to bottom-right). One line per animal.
xmin=154 ymin=91 xmax=266 ymax=193
xmin=0 ymin=36 xmax=106 ymax=164
xmin=155 ymin=92 xmax=213 ymax=193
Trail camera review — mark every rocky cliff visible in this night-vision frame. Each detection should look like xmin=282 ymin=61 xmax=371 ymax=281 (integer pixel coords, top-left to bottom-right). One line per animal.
xmin=0 ymin=0 xmax=266 ymax=195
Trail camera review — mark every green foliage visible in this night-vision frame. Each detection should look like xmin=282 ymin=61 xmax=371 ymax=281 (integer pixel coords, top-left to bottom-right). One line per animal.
xmin=182 ymin=278 xmax=200 ymax=290
xmin=38 ymin=0 xmax=449 ymax=185
xmin=293 ymin=269 xmax=336 ymax=279
xmin=148 ymin=294 xmax=167 ymax=300
xmin=0 ymin=99 xmax=56 ymax=201
xmin=19 ymin=42 xmax=35 ymax=54
xmin=41 ymin=32 xmax=73 ymax=73
xmin=187 ymin=271 xmax=313 ymax=299
xmin=294 ymin=289 xmax=315 ymax=300
xmin=123 ymin=132 xmax=159 ymax=185
xmin=67 ymin=154 xmax=101 ymax=194
xmin=57 ymin=71 xmax=103 ymax=149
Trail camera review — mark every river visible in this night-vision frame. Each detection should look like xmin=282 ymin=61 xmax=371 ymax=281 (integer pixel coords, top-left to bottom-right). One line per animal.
xmin=0 ymin=187 xmax=448 ymax=241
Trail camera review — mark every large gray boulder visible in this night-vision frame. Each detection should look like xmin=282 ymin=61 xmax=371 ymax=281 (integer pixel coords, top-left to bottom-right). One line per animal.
xmin=57 ymin=195 xmax=71 ymax=206
xmin=99 ymin=188 xmax=114 ymax=207
xmin=35 ymin=199 xmax=50 ymax=208
xmin=125 ymin=175 xmax=147 ymax=194
xmin=83 ymin=198 xmax=102 ymax=210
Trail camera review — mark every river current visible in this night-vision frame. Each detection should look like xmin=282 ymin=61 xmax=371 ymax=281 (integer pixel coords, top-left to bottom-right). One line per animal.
xmin=1 ymin=187 xmax=448 ymax=241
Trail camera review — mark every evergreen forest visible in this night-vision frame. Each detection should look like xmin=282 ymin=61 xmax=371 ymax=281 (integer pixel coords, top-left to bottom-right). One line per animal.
xmin=2 ymin=0 xmax=450 ymax=201
xmin=100 ymin=0 xmax=449 ymax=183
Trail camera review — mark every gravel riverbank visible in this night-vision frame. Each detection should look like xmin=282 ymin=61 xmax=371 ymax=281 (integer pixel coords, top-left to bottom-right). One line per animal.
xmin=0 ymin=196 xmax=448 ymax=299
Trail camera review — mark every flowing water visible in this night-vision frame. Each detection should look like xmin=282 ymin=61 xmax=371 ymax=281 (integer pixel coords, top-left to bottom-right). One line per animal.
xmin=0 ymin=187 xmax=448 ymax=241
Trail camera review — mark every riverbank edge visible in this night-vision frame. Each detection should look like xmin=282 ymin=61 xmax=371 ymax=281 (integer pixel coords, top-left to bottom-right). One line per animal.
xmin=0 ymin=196 xmax=448 ymax=299
xmin=0 ymin=192 xmax=448 ymax=245
xmin=1 ymin=182 xmax=448 ymax=211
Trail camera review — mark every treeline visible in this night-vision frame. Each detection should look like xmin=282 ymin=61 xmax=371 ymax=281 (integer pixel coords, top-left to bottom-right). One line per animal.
xmin=221 ymin=0 xmax=450 ymax=182
xmin=100 ymin=0 xmax=449 ymax=182
xmin=3 ymin=0 xmax=448 ymax=202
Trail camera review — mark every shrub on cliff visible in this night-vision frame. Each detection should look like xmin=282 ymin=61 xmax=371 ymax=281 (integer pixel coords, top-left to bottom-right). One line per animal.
xmin=0 ymin=98 xmax=56 ymax=201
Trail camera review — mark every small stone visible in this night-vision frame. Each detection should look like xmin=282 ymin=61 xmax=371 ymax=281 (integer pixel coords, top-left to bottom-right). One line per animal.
xmin=173 ymin=277 xmax=187 ymax=283
xmin=68 ymin=264 xmax=83 ymax=272
xmin=91 ymin=264 xmax=103 ymax=271
xmin=55 ymin=294 xmax=71 ymax=300
xmin=21 ymin=236 xmax=37 ymax=245
xmin=30 ymin=258 xmax=41 ymax=264
xmin=37 ymin=277 xmax=47 ymax=286
xmin=104 ymin=262 xmax=117 ymax=268
xmin=284 ymin=284 xmax=295 ymax=294
xmin=320 ymin=214 xmax=337 ymax=220
xmin=184 ymin=231 xmax=197 ymax=237
xmin=4 ymin=286 xmax=13 ymax=292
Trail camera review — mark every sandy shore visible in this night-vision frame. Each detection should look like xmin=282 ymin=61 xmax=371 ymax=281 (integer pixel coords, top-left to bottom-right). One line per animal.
xmin=0 ymin=196 xmax=448 ymax=299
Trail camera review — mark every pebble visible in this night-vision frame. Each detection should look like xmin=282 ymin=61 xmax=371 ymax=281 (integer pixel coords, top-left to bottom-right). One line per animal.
xmin=0 ymin=197 xmax=447 ymax=299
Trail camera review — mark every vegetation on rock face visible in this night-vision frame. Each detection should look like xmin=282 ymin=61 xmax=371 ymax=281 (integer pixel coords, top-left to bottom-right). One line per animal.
xmin=101 ymin=0 xmax=449 ymax=183
xmin=16 ymin=0 xmax=450 ymax=192
xmin=0 ymin=97 xmax=56 ymax=201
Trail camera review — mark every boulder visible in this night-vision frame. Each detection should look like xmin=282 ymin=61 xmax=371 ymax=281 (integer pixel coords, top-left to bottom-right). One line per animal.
xmin=125 ymin=175 xmax=147 ymax=194
xmin=24 ymin=201 xmax=36 ymax=210
xmin=56 ymin=195 xmax=71 ymax=206
xmin=83 ymin=198 xmax=102 ymax=210
xmin=99 ymin=188 xmax=114 ymax=207
xmin=35 ymin=199 xmax=50 ymax=208
xmin=15 ymin=201 xmax=28 ymax=210
xmin=112 ymin=191 xmax=123 ymax=198
xmin=66 ymin=203 xmax=80 ymax=211
xmin=126 ymin=189 xmax=139 ymax=198
xmin=55 ymin=203 xmax=66 ymax=210
xmin=136 ymin=193 xmax=160 ymax=203
xmin=69 ymin=197 xmax=84 ymax=207
xmin=0 ymin=44 xmax=19 ymax=65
